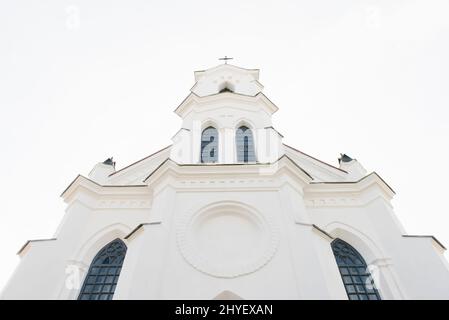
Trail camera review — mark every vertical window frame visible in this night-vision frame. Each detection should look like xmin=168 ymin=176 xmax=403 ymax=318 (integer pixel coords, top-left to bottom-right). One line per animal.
xmin=331 ymin=238 xmax=381 ymax=301
xmin=78 ymin=238 xmax=127 ymax=301
xmin=200 ymin=126 xmax=219 ymax=163
xmin=235 ymin=125 xmax=256 ymax=163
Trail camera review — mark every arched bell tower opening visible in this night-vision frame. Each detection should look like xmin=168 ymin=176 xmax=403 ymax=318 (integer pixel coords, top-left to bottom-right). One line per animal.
xmin=218 ymin=81 xmax=235 ymax=93
xmin=200 ymin=126 xmax=219 ymax=163
xmin=236 ymin=125 xmax=256 ymax=163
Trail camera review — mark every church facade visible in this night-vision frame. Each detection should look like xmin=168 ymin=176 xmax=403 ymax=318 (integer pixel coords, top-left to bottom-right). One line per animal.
xmin=2 ymin=63 xmax=449 ymax=300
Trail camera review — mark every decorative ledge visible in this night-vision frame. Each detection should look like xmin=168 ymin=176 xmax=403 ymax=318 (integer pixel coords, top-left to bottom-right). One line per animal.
xmin=17 ymin=238 xmax=57 ymax=255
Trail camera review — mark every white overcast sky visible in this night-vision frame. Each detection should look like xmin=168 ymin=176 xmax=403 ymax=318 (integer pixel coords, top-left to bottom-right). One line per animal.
xmin=1 ymin=0 xmax=448 ymax=292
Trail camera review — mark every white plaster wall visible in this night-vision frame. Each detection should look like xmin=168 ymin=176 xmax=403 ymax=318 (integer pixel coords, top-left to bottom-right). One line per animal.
xmin=3 ymin=168 xmax=449 ymax=300
xmin=309 ymin=196 xmax=449 ymax=299
xmin=1 ymin=190 xmax=153 ymax=299
xmin=115 ymin=186 xmax=346 ymax=299
xmin=1 ymin=240 xmax=63 ymax=299
xmin=3 ymin=64 xmax=449 ymax=300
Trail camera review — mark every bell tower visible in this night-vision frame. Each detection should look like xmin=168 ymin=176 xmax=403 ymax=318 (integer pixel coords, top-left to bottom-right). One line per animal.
xmin=170 ymin=63 xmax=284 ymax=164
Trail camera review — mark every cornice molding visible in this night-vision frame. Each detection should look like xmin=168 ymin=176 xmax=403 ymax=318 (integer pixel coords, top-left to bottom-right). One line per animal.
xmin=142 ymin=156 xmax=313 ymax=194
xmin=174 ymin=92 xmax=278 ymax=118
xmin=124 ymin=222 xmax=162 ymax=242
xmin=403 ymin=235 xmax=446 ymax=251
xmin=60 ymin=175 xmax=150 ymax=204
xmin=17 ymin=238 xmax=57 ymax=256
xmin=193 ymin=64 xmax=260 ymax=81
xmin=108 ymin=145 xmax=171 ymax=178
xmin=306 ymin=172 xmax=395 ymax=200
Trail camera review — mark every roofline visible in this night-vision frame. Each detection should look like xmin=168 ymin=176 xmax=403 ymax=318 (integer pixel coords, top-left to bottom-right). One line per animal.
xmin=295 ymin=222 xmax=334 ymax=241
xmin=313 ymin=224 xmax=334 ymax=240
xmin=264 ymin=126 xmax=284 ymax=138
xmin=108 ymin=145 xmax=172 ymax=177
xmin=60 ymin=174 xmax=82 ymax=197
xmin=283 ymin=143 xmax=348 ymax=174
xmin=194 ymin=64 xmax=260 ymax=73
xmin=59 ymin=145 xmax=171 ymax=197
xmin=174 ymin=91 xmax=278 ymax=116
xmin=371 ymin=172 xmax=396 ymax=195
xmin=171 ymin=128 xmax=190 ymax=140
xmin=60 ymin=174 xmax=147 ymax=198
xmin=403 ymin=235 xmax=446 ymax=251
xmin=124 ymin=222 xmax=161 ymax=240
xmin=259 ymin=92 xmax=278 ymax=112
xmin=196 ymin=91 xmax=257 ymax=99
xmin=142 ymin=158 xmax=171 ymax=183
xmin=142 ymin=154 xmax=313 ymax=183
xmin=190 ymin=77 xmax=264 ymax=95
xmin=17 ymin=238 xmax=57 ymax=255
xmin=174 ymin=92 xmax=195 ymax=114
xmin=282 ymin=154 xmax=314 ymax=180
xmin=193 ymin=64 xmax=260 ymax=79
xmin=310 ymin=171 xmax=396 ymax=195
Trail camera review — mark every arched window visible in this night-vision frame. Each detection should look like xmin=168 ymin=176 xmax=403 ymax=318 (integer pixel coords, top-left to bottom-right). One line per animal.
xmin=78 ymin=239 xmax=127 ymax=300
xmin=201 ymin=126 xmax=219 ymax=163
xmin=331 ymin=239 xmax=381 ymax=300
xmin=236 ymin=126 xmax=255 ymax=163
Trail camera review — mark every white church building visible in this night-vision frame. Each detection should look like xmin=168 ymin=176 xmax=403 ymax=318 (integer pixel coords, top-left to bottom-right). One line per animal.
xmin=2 ymin=63 xmax=449 ymax=300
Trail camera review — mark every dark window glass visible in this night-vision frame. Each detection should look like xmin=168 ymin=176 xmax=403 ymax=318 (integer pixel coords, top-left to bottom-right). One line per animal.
xmin=331 ymin=239 xmax=381 ymax=300
xmin=78 ymin=239 xmax=127 ymax=300
xmin=236 ymin=126 xmax=255 ymax=163
xmin=201 ymin=126 xmax=219 ymax=163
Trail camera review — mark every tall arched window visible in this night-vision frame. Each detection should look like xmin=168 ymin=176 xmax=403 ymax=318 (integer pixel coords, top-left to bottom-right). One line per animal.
xmin=78 ymin=239 xmax=127 ymax=300
xmin=236 ymin=126 xmax=255 ymax=163
xmin=331 ymin=239 xmax=381 ymax=300
xmin=201 ymin=126 xmax=219 ymax=163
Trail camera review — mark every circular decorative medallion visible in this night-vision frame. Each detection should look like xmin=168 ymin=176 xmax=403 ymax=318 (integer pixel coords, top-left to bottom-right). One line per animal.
xmin=176 ymin=202 xmax=279 ymax=278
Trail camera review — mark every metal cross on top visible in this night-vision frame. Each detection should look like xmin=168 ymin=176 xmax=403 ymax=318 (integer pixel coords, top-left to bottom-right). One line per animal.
xmin=219 ymin=56 xmax=233 ymax=64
